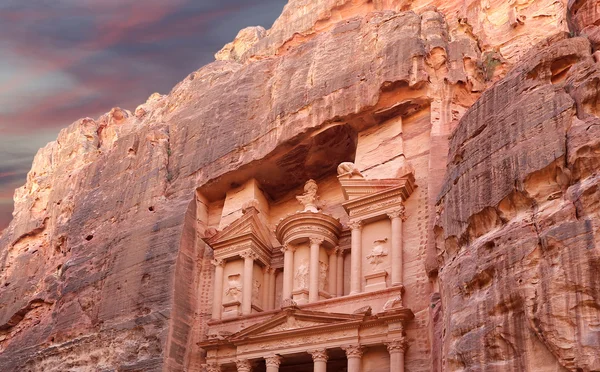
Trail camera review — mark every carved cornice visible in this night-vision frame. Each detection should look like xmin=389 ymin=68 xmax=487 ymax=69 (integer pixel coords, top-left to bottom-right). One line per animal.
xmin=235 ymin=359 xmax=252 ymax=372
xmin=386 ymin=337 xmax=409 ymax=353
xmin=265 ymin=355 xmax=282 ymax=367
xmin=309 ymin=349 xmax=329 ymax=362
xmin=275 ymin=211 xmax=342 ymax=248
xmin=342 ymin=345 xmax=364 ymax=358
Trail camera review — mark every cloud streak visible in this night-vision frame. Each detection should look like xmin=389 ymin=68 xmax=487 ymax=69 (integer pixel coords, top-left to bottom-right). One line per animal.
xmin=0 ymin=0 xmax=287 ymax=231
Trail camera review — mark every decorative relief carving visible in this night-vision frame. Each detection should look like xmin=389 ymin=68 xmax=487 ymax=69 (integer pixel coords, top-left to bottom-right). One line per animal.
xmin=265 ymin=355 xmax=282 ymax=368
xmin=225 ymin=274 xmax=242 ymax=300
xmin=280 ymin=298 xmax=297 ymax=309
xmin=296 ymin=179 xmax=320 ymax=212
xmin=235 ymin=359 xmax=252 ymax=372
xmin=210 ymin=258 xmax=225 ymax=267
xmin=387 ymin=204 xmax=407 ymax=221
xmin=383 ymin=295 xmax=404 ymax=310
xmin=386 ymin=337 xmax=409 ymax=353
xmin=337 ymin=162 xmax=364 ymax=178
xmin=367 ymin=238 xmax=388 ymax=269
xmin=281 ymin=244 xmax=296 ymax=254
xmin=350 ymin=197 xmax=404 ymax=217
xmin=309 ymin=237 xmax=324 ymax=246
xmin=319 ymin=261 xmax=328 ymax=291
xmin=309 ymin=349 xmax=329 ymax=362
xmin=343 ymin=345 xmax=364 ymax=358
xmin=295 ymin=260 xmax=309 ymax=290
xmin=204 ymin=362 xmax=221 ymax=372
xmin=252 ymin=280 xmax=261 ymax=304
xmin=348 ymin=220 xmax=363 ymax=230
xmin=239 ymin=250 xmax=258 ymax=260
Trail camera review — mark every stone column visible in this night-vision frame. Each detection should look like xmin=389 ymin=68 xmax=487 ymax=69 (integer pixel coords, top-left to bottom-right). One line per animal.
xmin=336 ymin=249 xmax=344 ymax=297
xmin=309 ymin=237 xmax=323 ymax=303
xmin=309 ymin=349 xmax=328 ymax=372
xmin=236 ymin=359 xmax=252 ymax=372
xmin=386 ymin=338 xmax=409 ymax=372
xmin=343 ymin=345 xmax=363 ymax=372
xmin=349 ymin=221 xmax=363 ymax=295
xmin=262 ymin=265 xmax=271 ymax=310
xmin=281 ymin=244 xmax=295 ymax=300
xmin=265 ymin=355 xmax=282 ymax=372
xmin=328 ymin=247 xmax=338 ymax=296
xmin=388 ymin=206 xmax=407 ymax=287
xmin=211 ymin=259 xmax=225 ymax=320
xmin=240 ymin=251 xmax=257 ymax=315
xmin=268 ymin=267 xmax=276 ymax=310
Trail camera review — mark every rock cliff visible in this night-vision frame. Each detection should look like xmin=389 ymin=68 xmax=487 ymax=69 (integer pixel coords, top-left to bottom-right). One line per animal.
xmin=0 ymin=0 xmax=598 ymax=371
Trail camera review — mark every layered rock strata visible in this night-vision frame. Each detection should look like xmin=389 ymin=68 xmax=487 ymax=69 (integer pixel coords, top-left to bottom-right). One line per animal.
xmin=0 ymin=0 xmax=597 ymax=371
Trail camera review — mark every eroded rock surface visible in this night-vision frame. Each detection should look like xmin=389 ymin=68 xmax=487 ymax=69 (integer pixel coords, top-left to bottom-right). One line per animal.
xmin=433 ymin=34 xmax=600 ymax=371
xmin=0 ymin=0 xmax=597 ymax=371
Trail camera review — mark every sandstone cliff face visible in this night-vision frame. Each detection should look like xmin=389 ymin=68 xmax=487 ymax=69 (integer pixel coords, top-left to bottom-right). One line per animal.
xmin=0 ymin=0 xmax=594 ymax=371
xmin=433 ymin=32 xmax=600 ymax=372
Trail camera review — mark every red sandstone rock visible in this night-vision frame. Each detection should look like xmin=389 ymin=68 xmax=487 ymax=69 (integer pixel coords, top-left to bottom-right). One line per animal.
xmin=0 ymin=1 xmax=598 ymax=371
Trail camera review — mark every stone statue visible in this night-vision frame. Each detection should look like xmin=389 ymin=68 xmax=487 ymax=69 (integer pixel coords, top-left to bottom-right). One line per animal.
xmin=295 ymin=260 xmax=309 ymax=289
xmin=319 ymin=261 xmax=328 ymax=291
xmin=296 ymin=179 xmax=320 ymax=212
xmin=252 ymin=280 xmax=261 ymax=304
xmin=225 ymin=274 xmax=242 ymax=300
xmin=367 ymin=238 xmax=388 ymax=269
xmin=337 ymin=162 xmax=363 ymax=178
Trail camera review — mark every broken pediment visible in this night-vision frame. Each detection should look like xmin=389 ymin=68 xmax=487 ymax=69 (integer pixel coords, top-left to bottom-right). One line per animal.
xmin=204 ymin=206 xmax=274 ymax=264
xmin=337 ymin=163 xmax=416 ymax=222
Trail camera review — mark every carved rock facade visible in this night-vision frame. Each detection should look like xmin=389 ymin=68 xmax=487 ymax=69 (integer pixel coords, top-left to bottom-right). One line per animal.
xmin=0 ymin=1 xmax=597 ymax=371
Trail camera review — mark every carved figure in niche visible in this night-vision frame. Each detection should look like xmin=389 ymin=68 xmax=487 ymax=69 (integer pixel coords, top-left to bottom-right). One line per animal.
xmin=367 ymin=238 xmax=388 ymax=269
xmin=225 ymin=274 xmax=242 ymax=300
xmin=319 ymin=261 xmax=328 ymax=291
xmin=252 ymin=280 xmax=261 ymax=304
xmin=296 ymin=179 xmax=320 ymax=212
xmin=295 ymin=260 xmax=309 ymax=289
xmin=337 ymin=162 xmax=364 ymax=178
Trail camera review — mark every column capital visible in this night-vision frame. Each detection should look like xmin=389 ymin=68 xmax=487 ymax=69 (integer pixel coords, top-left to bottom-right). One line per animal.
xmin=342 ymin=344 xmax=364 ymax=359
xmin=267 ymin=266 xmax=276 ymax=274
xmin=336 ymin=247 xmax=345 ymax=257
xmin=204 ymin=363 xmax=221 ymax=372
xmin=387 ymin=205 xmax=407 ymax=221
xmin=240 ymin=250 xmax=258 ymax=260
xmin=262 ymin=265 xmax=272 ymax=274
xmin=328 ymin=246 xmax=341 ymax=256
xmin=235 ymin=359 xmax=252 ymax=372
xmin=309 ymin=237 xmax=324 ymax=246
xmin=348 ymin=220 xmax=363 ymax=230
xmin=281 ymin=244 xmax=296 ymax=254
xmin=386 ymin=337 xmax=409 ymax=353
xmin=265 ymin=355 xmax=282 ymax=368
xmin=309 ymin=349 xmax=329 ymax=362
xmin=211 ymin=258 xmax=225 ymax=267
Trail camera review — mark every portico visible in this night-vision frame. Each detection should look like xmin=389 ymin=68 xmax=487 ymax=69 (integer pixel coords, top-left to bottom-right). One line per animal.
xmin=200 ymin=302 xmax=413 ymax=372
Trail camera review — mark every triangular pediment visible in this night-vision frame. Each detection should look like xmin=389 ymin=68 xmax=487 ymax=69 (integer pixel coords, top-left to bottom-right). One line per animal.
xmin=205 ymin=207 xmax=272 ymax=249
xmin=231 ymin=308 xmax=364 ymax=341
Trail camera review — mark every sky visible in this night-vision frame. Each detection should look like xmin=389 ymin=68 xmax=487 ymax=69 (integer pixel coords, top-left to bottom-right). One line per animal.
xmin=0 ymin=0 xmax=288 ymax=231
